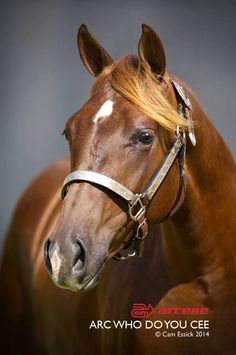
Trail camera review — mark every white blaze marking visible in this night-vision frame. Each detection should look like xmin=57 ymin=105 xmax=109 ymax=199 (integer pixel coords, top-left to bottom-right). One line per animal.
xmin=93 ymin=100 xmax=113 ymax=123
xmin=51 ymin=248 xmax=62 ymax=281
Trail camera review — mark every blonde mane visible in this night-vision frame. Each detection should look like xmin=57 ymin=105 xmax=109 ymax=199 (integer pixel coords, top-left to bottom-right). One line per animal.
xmin=90 ymin=55 xmax=190 ymax=131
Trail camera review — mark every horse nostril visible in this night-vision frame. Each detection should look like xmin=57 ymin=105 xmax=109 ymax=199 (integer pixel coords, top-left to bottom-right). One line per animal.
xmin=44 ymin=238 xmax=52 ymax=275
xmin=72 ymin=239 xmax=86 ymax=269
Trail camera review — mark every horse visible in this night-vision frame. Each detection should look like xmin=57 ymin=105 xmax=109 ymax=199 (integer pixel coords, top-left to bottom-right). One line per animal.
xmin=0 ymin=24 xmax=236 ymax=355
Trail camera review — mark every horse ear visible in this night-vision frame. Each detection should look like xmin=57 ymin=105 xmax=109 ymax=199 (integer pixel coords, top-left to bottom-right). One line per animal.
xmin=77 ymin=24 xmax=113 ymax=77
xmin=138 ymin=24 xmax=166 ymax=78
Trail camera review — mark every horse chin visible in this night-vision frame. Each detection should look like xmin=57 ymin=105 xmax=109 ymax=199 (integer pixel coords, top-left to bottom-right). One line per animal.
xmin=51 ymin=264 xmax=105 ymax=292
xmin=51 ymin=275 xmax=99 ymax=293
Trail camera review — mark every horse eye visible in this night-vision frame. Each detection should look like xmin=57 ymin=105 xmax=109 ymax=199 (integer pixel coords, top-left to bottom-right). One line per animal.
xmin=137 ymin=131 xmax=154 ymax=145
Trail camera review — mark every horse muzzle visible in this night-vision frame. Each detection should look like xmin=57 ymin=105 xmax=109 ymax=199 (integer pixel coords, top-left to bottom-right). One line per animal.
xmin=44 ymin=237 xmax=104 ymax=292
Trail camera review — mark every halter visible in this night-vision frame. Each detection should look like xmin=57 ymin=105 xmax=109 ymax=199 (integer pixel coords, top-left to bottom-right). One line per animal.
xmin=61 ymin=80 xmax=195 ymax=261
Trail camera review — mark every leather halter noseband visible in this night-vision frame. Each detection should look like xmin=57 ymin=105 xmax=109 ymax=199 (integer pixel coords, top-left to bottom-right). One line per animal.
xmin=61 ymin=80 xmax=195 ymax=260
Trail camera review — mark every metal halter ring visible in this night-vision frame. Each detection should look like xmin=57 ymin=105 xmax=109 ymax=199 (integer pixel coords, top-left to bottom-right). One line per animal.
xmin=135 ymin=219 xmax=148 ymax=240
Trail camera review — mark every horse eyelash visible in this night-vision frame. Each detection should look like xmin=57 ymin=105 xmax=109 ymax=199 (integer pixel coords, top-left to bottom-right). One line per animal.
xmin=61 ymin=129 xmax=68 ymax=140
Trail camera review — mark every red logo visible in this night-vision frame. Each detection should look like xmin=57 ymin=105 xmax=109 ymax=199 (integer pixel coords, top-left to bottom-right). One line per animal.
xmin=131 ymin=304 xmax=209 ymax=318
xmin=131 ymin=304 xmax=154 ymax=319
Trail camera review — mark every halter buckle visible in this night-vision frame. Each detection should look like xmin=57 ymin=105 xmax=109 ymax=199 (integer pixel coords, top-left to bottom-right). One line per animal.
xmin=128 ymin=194 xmax=146 ymax=221
xmin=128 ymin=194 xmax=148 ymax=241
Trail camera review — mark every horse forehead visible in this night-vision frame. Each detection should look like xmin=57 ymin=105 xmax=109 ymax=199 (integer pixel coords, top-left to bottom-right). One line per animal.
xmin=91 ymin=95 xmax=141 ymax=123
xmin=73 ymin=93 xmax=141 ymax=129
xmin=93 ymin=99 xmax=114 ymax=123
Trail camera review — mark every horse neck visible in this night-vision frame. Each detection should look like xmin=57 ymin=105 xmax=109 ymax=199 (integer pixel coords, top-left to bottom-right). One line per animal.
xmin=161 ymin=84 xmax=236 ymax=287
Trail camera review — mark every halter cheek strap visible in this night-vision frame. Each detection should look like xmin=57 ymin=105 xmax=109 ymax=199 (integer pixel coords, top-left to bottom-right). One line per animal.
xmin=61 ymin=80 xmax=195 ymax=261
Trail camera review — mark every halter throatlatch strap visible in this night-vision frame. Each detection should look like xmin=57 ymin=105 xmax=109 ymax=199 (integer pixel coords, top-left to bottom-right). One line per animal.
xmin=61 ymin=79 xmax=195 ymax=261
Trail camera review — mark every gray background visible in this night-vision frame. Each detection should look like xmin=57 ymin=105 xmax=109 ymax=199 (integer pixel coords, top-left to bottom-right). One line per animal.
xmin=1 ymin=0 xmax=235 ymax=247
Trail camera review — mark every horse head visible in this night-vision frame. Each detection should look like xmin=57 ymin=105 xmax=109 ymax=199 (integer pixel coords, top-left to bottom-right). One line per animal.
xmin=44 ymin=24 xmax=190 ymax=291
